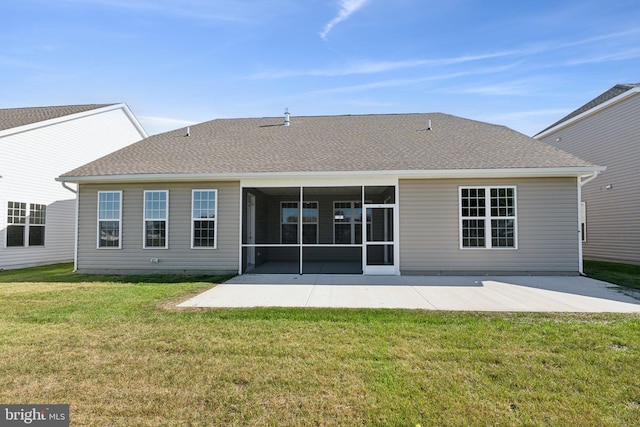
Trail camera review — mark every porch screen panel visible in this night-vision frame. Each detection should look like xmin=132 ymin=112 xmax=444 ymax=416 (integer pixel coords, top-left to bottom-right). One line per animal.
xmin=302 ymin=202 xmax=318 ymax=244
xmin=281 ymin=202 xmax=298 ymax=244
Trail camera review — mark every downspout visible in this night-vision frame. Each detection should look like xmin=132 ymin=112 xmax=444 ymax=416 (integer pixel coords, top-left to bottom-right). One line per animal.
xmin=60 ymin=181 xmax=79 ymax=272
xmin=577 ymin=170 xmax=601 ymax=275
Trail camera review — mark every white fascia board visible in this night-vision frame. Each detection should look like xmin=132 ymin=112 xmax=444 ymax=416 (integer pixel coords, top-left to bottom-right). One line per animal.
xmin=118 ymin=103 xmax=149 ymax=138
xmin=0 ymin=103 xmax=148 ymax=139
xmin=56 ymin=166 xmax=605 ymax=185
xmin=534 ymin=87 xmax=640 ymax=139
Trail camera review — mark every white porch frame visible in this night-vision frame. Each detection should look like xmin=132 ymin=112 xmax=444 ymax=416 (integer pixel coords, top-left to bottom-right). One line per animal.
xmin=238 ymin=177 xmax=400 ymax=275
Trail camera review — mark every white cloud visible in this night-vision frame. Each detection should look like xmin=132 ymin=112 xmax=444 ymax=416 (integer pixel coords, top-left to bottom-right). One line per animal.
xmin=299 ymin=64 xmax=518 ymax=96
xmin=248 ymin=51 xmax=516 ymax=79
xmin=443 ymin=79 xmax=538 ymax=96
xmin=58 ymin=0 xmax=251 ymax=22
xmin=564 ymin=48 xmax=640 ymax=66
xmin=320 ymin=0 xmax=369 ymax=40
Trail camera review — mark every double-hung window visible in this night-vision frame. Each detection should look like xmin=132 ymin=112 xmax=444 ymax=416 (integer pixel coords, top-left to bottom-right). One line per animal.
xmin=98 ymin=191 xmax=122 ymax=248
xmin=29 ymin=204 xmax=46 ymax=246
xmin=460 ymin=187 xmax=517 ymax=249
xmin=281 ymin=202 xmax=318 ymax=244
xmin=334 ymin=201 xmax=364 ymax=244
xmin=192 ymin=190 xmax=217 ymax=248
xmin=6 ymin=202 xmax=27 ymax=247
xmin=144 ymin=190 xmax=168 ymax=249
xmin=6 ymin=202 xmax=46 ymax=247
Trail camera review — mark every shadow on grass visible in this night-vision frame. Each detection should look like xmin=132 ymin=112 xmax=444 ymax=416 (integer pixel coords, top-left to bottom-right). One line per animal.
xmin=584 ymin=260 xmax=640 ymax=290
xmin=0 ymin=263 xmax=234 ymax=284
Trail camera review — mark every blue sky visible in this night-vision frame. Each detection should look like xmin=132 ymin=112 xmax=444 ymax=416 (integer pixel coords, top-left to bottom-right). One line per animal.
xmin=2 ymin=0 xmax=639 ymax=136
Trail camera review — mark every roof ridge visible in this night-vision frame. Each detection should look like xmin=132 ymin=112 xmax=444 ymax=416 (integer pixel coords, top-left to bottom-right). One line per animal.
xmin=535 ymin=83 xmax=640 ymax=136
xmin=0 ymin=103 xmax=117 ymax=112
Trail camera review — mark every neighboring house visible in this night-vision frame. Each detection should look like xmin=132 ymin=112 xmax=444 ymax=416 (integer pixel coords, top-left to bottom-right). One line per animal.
xmin=535 ymin=83 xmax=640 ymax=265
xmin=0 ymin=104 xmax=147 ymax=270
xmin=57 ymin=112 xmax=602 ymax=276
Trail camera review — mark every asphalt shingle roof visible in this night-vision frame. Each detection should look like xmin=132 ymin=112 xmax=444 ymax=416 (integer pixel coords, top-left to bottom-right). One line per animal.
xmin=61 ymin=112 xmax=595 ymax=178
xmin=536 ymin=83 xmax=640 ymax=136
xmin=0 ymin=104 xmax=115 ymax=132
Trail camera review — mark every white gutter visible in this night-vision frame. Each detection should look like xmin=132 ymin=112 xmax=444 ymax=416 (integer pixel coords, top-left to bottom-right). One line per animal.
xmin=56 ymin=166 xmax=605 ymax=185
xmin=61 ymin=181 xmax=77 ymax=194
xmin=577 ymin=169 xmax=603 ymax=275
xmin=60 ymin=182 xmax=79 ymax=272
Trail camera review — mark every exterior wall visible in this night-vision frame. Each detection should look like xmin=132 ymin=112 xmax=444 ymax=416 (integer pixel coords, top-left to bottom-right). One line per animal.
xmin=399 ymin=177 xmax=580 ymax=274
xmin=76 ymin=181 xmax=240 ymax=274
xmin=0 ymin=107 xmax=146 ymax=270
xmin=538 ymin=93 xmax=640 ymax=264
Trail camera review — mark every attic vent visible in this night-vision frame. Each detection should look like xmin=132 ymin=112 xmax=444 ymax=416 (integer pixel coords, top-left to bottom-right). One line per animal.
xmin=284 ymin=108 xmax=290 ymax=126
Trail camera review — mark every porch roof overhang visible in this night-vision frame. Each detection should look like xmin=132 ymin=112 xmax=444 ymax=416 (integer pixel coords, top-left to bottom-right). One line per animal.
xmin=56 ymin=166 xmax=605 ymax=185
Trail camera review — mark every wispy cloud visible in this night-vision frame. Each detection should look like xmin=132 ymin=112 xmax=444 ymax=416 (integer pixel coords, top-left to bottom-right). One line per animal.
xmin=299 ymin=64 xmax=519 ymax=97
xmin=442 ymin=79 xmax=538 ymax=96
xmin=320 ymin=0 xmax=369 ymax=40
xmin=58 ymin=0 xmax=251 ymax=22
xmin=249 ymin=51 xmax=516 ymax=79
xmin=564 ymin=48 xmax=640 ymax=66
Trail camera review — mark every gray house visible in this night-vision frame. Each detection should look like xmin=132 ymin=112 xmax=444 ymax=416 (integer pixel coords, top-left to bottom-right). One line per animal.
xmin=58 ymin=113 xmax=602 ymax=276
xmin=535 ymin=83 xmax=640 ymax=265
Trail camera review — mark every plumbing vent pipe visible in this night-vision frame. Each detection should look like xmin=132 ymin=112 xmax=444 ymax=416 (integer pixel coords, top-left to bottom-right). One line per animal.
xmin=284 ymin=108 xmax=290 ymax=126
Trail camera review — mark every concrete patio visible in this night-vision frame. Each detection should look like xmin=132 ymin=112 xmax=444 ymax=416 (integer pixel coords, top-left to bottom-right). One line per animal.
xmin=178 ymin=274 xmax=640 ymax=312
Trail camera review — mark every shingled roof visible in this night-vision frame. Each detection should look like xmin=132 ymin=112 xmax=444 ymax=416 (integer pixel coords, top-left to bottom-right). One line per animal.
xmin=0 ymin=104 xmax=115 ymax=132
xmin=536 ymin=83 xmax=640 ymax=136
xmin=60 ymin=112 xmax=596 ymax=180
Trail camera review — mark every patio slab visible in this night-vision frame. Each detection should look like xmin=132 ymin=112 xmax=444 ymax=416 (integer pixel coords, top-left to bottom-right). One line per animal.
xmin=177 ymin=274 xmax=640 ymax=312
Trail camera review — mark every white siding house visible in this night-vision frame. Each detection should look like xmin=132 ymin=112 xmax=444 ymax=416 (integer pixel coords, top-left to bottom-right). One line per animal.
xmin=0 ymin=104 xmax=147 ymax=270
xmin=536 ymin=84 xmax=640 ymax=265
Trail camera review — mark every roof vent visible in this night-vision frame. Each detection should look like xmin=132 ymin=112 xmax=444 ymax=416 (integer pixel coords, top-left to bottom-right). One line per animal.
xmin=427 ymin=119 xmax=432 ymax=130
xmin=186 ymin=126 xmax=190 ymax=137
xmin=284 ymin=108 xmax=290 ymax=126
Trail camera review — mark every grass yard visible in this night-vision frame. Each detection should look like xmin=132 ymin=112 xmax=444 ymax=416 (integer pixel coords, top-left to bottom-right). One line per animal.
xmin=0 ymin=264 xmax=639 ymax=426
xmin=585 ymin=260 xmax=640 ymax=290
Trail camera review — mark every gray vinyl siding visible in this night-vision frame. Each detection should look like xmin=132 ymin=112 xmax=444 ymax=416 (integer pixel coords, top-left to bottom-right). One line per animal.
xmin=399 ymin=178 xmax=579 ymax=274
xmin=538 ymin=93 xmax=640 ymax=264
xmin=76 ymin=181 xmax=240 ymax=274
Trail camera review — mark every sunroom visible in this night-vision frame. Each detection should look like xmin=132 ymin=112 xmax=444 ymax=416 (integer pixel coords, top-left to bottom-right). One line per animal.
xmin=240 ymin=183 xmax=398 ymax=275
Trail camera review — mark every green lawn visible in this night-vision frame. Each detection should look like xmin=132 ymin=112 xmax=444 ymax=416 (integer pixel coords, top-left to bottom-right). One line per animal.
xmin=0 ymin=264 xmax=639 ymax=426
xmin=585 ymin=260 xmax=640 ymax=290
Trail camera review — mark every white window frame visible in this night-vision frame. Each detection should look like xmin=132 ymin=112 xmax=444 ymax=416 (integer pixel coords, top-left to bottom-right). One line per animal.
xmin=143 ymin=190 xmax=169 ymax=249
xmin=28 ymin=203 xmax=46 ymax=247
xmin=191 ymin=189 xmax=218 ymax=249
xmin=333 ymin=201 xmax=365 ymax=244
xmin=97 ymin=191 xmax=123 ymax=249
xmin=581 ymin=201 xmax=587 ymax=243
xmin=6 ymin=201 xmax=27 ymax=247
xmin=280 ymin=201 xmax=319 ymax=244
xmin=459 ymin=186 xmax=518 ymax=250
